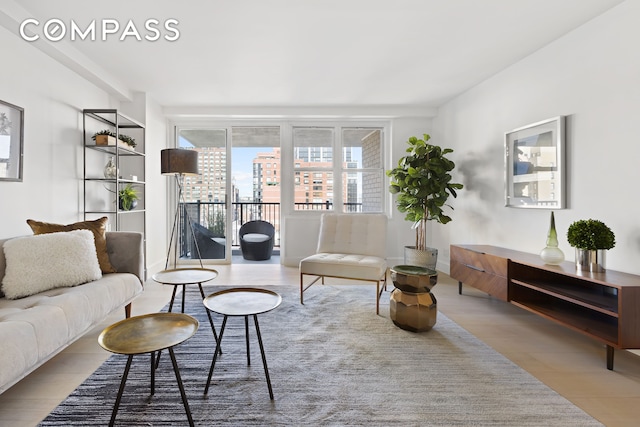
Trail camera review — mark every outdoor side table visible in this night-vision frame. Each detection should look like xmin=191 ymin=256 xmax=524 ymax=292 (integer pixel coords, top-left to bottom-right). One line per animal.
xmin=202 ymin=287 xmax=282 ymax=400
xmin=98 ymin=312 xmax=199 ymax=427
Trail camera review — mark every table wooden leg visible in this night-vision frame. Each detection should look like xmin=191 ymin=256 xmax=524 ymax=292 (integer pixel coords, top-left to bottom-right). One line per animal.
xmin=607 ymin=345 xmax=614 ymax=370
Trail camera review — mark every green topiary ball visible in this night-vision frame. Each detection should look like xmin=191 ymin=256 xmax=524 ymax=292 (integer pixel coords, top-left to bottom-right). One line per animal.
xmin=566 ymin=219 xmax=615 ymax=250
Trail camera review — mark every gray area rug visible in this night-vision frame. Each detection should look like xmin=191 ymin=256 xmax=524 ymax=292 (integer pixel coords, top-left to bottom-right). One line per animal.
xmin=40 ymin=284 xmax=602 ymax=426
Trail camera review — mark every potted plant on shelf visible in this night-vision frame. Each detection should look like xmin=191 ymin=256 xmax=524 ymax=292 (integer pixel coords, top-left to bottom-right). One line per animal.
xmin=118 ymin=184 xmax=139 ymax=211
xmin=386 ymin=133 xmax=463 ymax=268
xmin=92 ymin=130 xmax=136 ymax=149
xmin=566 ymin=219 xmax=615 ymax=272
xmin=118 ymin=134 xmax=137 ymax=148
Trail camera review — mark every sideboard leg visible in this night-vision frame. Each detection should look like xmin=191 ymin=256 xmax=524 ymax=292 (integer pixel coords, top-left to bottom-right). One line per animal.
xmin=606 ymin=345 xmax=614 ymax=370
xmin=458 ymin=281 xmax=462 ymax=295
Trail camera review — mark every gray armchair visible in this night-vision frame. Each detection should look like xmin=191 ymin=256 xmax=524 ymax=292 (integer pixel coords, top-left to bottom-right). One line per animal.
xmin=191 ymin=223 xmax=225 ymax=260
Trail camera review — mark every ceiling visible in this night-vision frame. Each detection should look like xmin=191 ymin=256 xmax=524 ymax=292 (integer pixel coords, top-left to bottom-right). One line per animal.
xmin=8 ymin=0 xmax=625 ymax=110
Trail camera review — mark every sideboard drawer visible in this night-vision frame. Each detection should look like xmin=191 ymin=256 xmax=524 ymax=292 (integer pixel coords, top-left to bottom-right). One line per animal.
xmin=450 ymin=245 xmax=508 ymax=301
xmin=450 ymin=246 xmax=507 ymax=277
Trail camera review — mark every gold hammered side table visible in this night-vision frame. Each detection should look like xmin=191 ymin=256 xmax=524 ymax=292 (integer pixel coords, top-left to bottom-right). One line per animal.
xmin=389 ymin=265 xmax=438 ymax=332
xmin=98 ymin=312 xmax=199 ymax=427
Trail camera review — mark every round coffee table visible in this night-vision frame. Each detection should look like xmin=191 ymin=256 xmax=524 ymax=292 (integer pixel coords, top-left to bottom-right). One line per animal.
xmin=98 ymin=312 xmax=198 ymax=427
xmin=202 ymin=287 xmax=282 ymax=399
xmin=152 ymin=268 xmax=220 ymax=347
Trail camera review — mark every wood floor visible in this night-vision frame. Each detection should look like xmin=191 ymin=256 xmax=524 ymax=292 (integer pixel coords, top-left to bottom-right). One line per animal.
xmin=1 ymin=263 xmax=639 ymax=426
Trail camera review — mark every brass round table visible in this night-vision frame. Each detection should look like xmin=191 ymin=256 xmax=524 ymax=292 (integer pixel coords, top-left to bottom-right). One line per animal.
xmin=202 ymin=287 xmax=282 ymax=400
xmin=98 ymin=312 xmax=199 ymax=427
xmin=389 ymin=265 xmax=438 ymax=332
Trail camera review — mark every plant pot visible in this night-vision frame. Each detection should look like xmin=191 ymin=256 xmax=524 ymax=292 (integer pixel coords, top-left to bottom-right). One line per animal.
xmin=94 ymin=135 xmax=134 ymax=150
xmin=404 ymin=246 xmax=438 ymax=269
xmin=119 ymin=199 xmax=138 ymax=211
xmin=575 ymin=248 xmax=606 ymax=272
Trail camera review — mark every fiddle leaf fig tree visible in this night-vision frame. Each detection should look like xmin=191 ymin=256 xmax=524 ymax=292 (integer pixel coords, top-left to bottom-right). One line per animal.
xmin=386 ymin=134 xmax=463 ymax=250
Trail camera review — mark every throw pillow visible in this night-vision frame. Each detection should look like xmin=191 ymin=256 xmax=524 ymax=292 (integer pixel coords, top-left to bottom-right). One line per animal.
xmin=1 ymin=230 xmax=102 ymax=300
xmin=26 ymin=217 xmax=116 ymax=273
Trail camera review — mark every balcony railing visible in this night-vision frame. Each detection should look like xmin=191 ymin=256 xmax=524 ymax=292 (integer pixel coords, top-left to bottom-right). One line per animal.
xmin=178 ymin=201 xmax=362 ymax=259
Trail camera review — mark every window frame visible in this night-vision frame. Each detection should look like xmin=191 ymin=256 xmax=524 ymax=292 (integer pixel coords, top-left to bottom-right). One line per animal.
xmin=289 ymin=122 xmax=388 ymax=214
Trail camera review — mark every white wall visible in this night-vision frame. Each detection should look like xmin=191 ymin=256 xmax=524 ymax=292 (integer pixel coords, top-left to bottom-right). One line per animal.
xmin=0 ymin=25 xmax=113 ymax=237
xmin=0 ymin=27 xmax=168 ymax=274
xmin=431 ymin=0 xmax=640 ymax=275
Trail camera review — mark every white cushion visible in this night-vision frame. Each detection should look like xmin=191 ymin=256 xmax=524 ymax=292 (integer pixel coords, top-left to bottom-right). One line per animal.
xmin=243 ymin=233 xmax=270 ymax=243
xmin=212 ymin=237 xmax=226 ymax=245
xmin=1 ymin=230 xmax=102 ymax=300
xmin=316 ymin=213 xmax=387 ymax=258
xmin=300 ymin=253 xmax=387 ymax=281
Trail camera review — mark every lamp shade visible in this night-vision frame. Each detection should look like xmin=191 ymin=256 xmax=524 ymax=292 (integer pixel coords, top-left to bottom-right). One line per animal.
xmin=161 ymin=148 xmax=199 ymax=175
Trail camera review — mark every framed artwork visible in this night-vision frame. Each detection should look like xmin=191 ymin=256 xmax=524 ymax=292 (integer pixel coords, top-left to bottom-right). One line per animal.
xmin=0 ymin=99 xmax=24 ymax=181
xmin=505 ymin=116 xmax=565 ymax=209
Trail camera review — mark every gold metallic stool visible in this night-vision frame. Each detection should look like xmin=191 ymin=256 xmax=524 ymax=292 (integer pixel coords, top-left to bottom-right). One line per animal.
xmin=390 ymin=265 xmax=438 ymax=332
xmin=203 ymin=288 xmax=282 ymax=399
xmin=98 ymin=312 xmax=199 ymax=427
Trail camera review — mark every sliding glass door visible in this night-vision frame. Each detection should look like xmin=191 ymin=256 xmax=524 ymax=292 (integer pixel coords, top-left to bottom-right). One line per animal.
xmin=177 ymin=128 xmax=229 ymax=262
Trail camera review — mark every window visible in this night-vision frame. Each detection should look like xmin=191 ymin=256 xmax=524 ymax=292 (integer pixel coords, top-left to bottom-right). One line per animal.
xmin=292 ymin=125 xmax=384 ymax=213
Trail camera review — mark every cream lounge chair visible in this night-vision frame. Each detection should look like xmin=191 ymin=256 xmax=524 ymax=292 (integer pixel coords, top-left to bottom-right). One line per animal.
xmin=299 ymin=213 xmax=387 ymax=314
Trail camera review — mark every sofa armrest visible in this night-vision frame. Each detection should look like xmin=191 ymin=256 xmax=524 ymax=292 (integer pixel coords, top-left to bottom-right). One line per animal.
xmin=105 ymin=231 xmax=144 ymax=284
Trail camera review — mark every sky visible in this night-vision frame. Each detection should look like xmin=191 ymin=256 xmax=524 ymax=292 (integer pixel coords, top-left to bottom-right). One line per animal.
xmin=231 ymin=147 xmax=261 ymax=197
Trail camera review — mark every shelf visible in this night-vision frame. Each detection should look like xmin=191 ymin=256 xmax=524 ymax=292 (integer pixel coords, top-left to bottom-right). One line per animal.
xmin=85 ymin=144 xmax=144 ymax=156
xmin=510 ymin=279 xmax=618 ymax=316
xmin=84 ymin=109 xmax=144 ymax=129
xmin=83 ymin=108 xmax=146 ymax=247
xmin=510 ymin=299 xmax=618 ymax=346
xmin=85 ymin=209 xmax=145 ymax=215
xmin=85 ymin=178 xmax=145 ymax=185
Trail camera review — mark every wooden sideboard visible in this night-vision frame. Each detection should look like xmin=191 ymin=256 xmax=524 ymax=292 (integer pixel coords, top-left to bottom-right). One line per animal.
xmin=450 ymin=244 xmax=640 ymax=370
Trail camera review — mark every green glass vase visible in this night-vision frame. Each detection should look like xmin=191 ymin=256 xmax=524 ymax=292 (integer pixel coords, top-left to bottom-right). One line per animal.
xmin=540 ymin=211 xmax=565 ymax=265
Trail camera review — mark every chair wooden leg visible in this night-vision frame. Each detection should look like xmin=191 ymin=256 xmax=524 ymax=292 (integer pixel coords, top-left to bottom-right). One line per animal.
xmin=300 ymin=273 xmax=304 ymax=305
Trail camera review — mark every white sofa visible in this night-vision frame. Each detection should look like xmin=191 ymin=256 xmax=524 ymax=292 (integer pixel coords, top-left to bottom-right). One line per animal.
xmin=0 ymin=231 xmax=144 ymax=394
xmin=299 ymin=213 xmax=388 ymax=314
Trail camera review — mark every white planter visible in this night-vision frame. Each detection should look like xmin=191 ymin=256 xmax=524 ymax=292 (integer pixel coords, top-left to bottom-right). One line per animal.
xmin=404 ymin=246 xmax=438 ymax=269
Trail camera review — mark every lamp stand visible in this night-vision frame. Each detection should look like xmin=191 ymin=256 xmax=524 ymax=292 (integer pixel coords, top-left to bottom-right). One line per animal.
xmin=165 ymin=173 xmax=203 ymax=270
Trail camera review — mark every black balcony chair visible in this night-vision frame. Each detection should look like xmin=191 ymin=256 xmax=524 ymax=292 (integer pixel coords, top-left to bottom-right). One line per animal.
xmin=239 ymin=220 xmax=275 ymax=261
xmin=191 ymin=223 xmax=225 ymax=260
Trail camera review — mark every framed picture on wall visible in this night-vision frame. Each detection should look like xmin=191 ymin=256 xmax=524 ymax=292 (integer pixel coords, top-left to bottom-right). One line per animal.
xmin=0 ymin=99 xmax=24 ymax=182
xmin=505 ymin=116 xmax=565 ymax=209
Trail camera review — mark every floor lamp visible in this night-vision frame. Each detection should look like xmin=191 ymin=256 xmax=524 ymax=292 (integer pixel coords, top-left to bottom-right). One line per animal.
xmin=161 ymin=148 xmax=202 ymax=270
